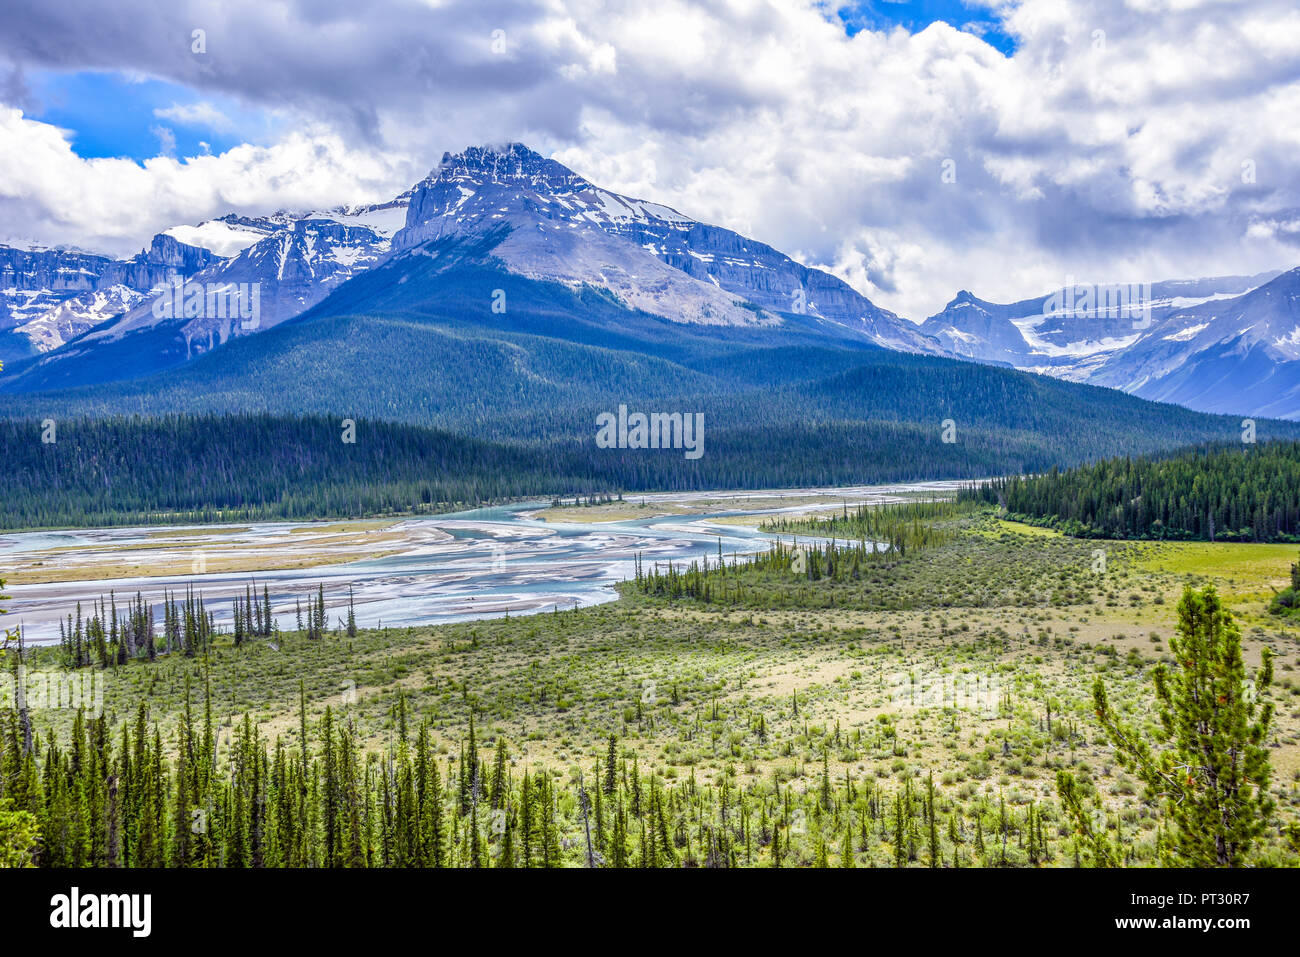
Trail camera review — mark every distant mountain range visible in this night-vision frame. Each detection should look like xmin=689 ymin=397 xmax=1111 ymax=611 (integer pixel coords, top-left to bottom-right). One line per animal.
xmin=0 ymin=142 xmax=1296 ymax=423
xmin=920 ymin=270 xmax=1300 ymax=418
xmin=0 ymin=235 xmax=217 ymax=363
xmin=0 ymin=196 xmax=409 ymax=389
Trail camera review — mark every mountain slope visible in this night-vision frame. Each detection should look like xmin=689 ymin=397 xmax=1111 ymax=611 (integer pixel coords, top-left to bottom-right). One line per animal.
xmin=2 ymin=218 xmax=397 ymax=392
xmin=0 ymin=235 xmax=218 ymax=362
xmin=13 ymin=285 xmax=150 ymax=354
xmin=919 ymin=290 xmax=1041 ymax=365
xmin=919 ymin=270 xmax=1299 ymax=417
xmin=921 ymin=273 xmax=1281 ymax=370
xmin=0 ymin=187 xmax=414 ymax=384
xmin=1087 ymin=267 xmax=1300 ymax=417
xmin=394 ymin=144 xmax=935 ymax=350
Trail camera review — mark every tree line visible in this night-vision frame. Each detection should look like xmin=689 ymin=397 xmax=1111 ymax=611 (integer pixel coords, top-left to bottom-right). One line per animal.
xmin=963 ymin=441 xmax=1300 ymax=542
xmin=632 ymin=500 xmax=967 ymax=606
xmin=1 ymin=413 xmax=1073 ymax=531
xmin=54 ymin=583 xmax=349 ymax=670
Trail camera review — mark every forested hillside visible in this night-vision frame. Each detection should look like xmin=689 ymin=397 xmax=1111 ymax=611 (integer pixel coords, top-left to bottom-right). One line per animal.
xmin=967 ymin=440 xmax=1300 ymax=541
xmin=8 ymin=411 xmax=1300 ymax=532
xmin=0 ymin=413 xmax=1067 ymax=530
xmin=5 ymin=264 xmax=1295 ymax=451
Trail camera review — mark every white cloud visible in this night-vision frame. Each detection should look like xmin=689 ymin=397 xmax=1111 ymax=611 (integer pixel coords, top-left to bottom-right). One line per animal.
xmin=0 ymin=108 xmax=414 ymax=254
xmin=153 ymin=101 xmax=236 ymax=132
xmin=150 ymin=124 xmax=177 ymax=157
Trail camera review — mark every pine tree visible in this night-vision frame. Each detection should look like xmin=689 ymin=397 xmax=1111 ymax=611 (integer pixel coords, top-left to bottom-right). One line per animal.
xmin=604 ymin=734 xmax=618 ymax=796
xmin=489 ymin=736 xmax=508 ymax=811
xmin=1061 ymin=585 xmax=1274 ymax=866
xmin=926 ymin=771 xmax=940 ymax=868
xmin=892 ymin=793 xmax=906 ymax=868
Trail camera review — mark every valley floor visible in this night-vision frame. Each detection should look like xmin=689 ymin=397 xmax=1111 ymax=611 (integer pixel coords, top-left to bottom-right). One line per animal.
xmin=18 ymin=503 xmax=1300 ymax=867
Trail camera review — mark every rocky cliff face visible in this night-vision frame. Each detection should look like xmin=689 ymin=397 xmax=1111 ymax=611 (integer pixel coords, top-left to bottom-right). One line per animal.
xmin=1 ymin=236 xmax=219 ymax=351
xmin=916 ymin=270 xmax=1300 ymax=417
xmin=1 ymin=246 xmax=117 ymax=330
xmin=395 ymin=144 xmax=936 ymax=349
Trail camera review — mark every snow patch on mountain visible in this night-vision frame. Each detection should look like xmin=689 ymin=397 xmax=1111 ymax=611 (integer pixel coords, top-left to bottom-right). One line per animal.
xmin=395 ymin=144 xmax=934 ymax=349
xmin=1163 ymin=322 xmax=1209 ymax=342
xmin=14 ymin=284 xmax=148 ymax=352
xmin=1008 ymin=314 xmax=1142 ymax=358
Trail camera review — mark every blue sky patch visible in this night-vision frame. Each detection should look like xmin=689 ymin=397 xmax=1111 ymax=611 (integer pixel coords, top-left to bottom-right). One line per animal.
xmin=27 ymin=70 xmax=273 ymax=162
xmin=833 ymin=0 xmax=1017 ymax=56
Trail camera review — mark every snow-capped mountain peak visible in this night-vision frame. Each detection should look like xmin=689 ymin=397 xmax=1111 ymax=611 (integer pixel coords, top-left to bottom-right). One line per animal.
xmin=393 ymin=143 xmax=934 ymax=349
xmin=0 ymin=235 xmax=218 ymax=358
xmin=921 ymin=268 xmax=1300 ymax=418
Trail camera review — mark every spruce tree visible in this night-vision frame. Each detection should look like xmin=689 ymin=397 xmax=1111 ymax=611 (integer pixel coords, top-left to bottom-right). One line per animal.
xmin=1060 ymin=585 xmax=1274 ymax=866
xmin=604 ymin=734 xmax=618 ymax=796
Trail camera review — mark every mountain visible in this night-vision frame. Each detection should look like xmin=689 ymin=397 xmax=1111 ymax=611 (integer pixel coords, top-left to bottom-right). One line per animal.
xmin=1 ymin=201 xmax=408 ymax=391
xmin=392 ymin=144 xmax=934 ymax=351
xmin=1 ymin=245 xmax=113 ymax=336
xmin=162 ymin=192 xmax=412 ymax=258
xmin=919 ymin=270 xmax=1298 ymax=416
xmin=2 ymin=143 xmax=941 ymax=392
xmin=1087 ymin=267 xmax=1300 ymax=418
xmin=80 ymin=217 xmax=391 ymax=347
xmin=0 ymin=236 xmax=218 ymax=364
xmin=14 ymin=285 xmax=150 ymax=354
xmin=918 ymin=290 xmax=1044 ymax=366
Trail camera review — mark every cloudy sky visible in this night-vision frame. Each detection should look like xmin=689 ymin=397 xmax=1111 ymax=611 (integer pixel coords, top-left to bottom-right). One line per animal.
xmin=1 ymin=0 xmax=1298 ymax=320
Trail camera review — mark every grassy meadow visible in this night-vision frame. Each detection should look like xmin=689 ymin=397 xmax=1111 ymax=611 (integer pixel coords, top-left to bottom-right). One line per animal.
xmin=17 ymin=503 xmax=1300 ymax=867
